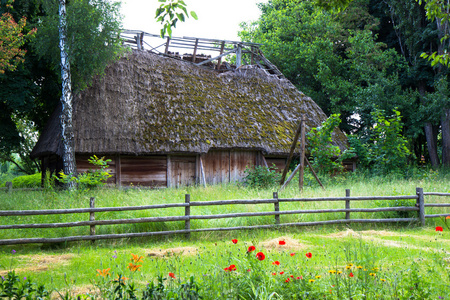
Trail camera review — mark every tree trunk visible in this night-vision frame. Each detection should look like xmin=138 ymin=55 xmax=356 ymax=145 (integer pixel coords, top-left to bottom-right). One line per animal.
xmin=418 ymin=82 xmax=440 ymax=167
xmin=441 ymin=108 xmax=450 ymax=166
xmin=59 ymin=0 xmax=77 ymax=188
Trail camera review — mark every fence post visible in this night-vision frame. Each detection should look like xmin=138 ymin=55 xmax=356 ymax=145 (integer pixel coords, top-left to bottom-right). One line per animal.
xmin=6 ymin=181 xmax=12 ymax=193
xmin=274 ymin=192 xmax=280 ymax=225
xmin=89 ymin=197 xmax=96 ymax=243
xmin=416 ymin=187 xmax=425 ymax=226
xmin=185 ymin=194 xmax=191 ymax=239
xmin=345 ymin=189 xmax=350 ymax=221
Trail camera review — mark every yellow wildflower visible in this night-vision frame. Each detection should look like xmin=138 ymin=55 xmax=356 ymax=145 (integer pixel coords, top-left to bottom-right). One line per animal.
xmin=369 ymin=273 xmax=376 ymax=277
xmin=380 ymin=278 xmax=386 ymax=282
xmin=315 ymin=275 xmax=321 ymax=279
xmin=357 ymin=266 xmax=363 ymax=269
xmin=337 ymin=271 xmax=343 ymax=274
xmin=309 ymin=279 xmax=315 ymax=283
xmin=329 ymin=270 xmax=336 ymax=274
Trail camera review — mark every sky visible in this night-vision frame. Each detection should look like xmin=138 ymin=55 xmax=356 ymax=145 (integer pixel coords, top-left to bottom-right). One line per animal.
xmin=120 ymin=0 xmax=267 ymax=41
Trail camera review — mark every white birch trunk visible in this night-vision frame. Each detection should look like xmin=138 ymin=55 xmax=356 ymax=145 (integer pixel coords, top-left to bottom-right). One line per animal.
xmin=59 ymin=0 xmax=77 ymax=188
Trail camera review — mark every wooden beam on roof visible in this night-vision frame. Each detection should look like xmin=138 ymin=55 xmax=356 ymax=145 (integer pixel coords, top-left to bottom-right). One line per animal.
xmin=192 ymin=38 xmax=198 ymax=62
xmin=195 ymin=48 xmax=236 ymax=66
xmin=216 ymin=41 xmax=225 ymax=70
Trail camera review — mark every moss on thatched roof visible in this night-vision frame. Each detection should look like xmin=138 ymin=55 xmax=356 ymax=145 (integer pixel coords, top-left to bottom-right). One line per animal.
xmin=31 ymin=50 xmax=347 ymax=158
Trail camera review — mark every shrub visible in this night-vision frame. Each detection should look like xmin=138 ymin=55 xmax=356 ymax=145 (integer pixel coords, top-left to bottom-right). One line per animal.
xmin=55 ymin=155 xmax=112 ymax=190
xmin=11 ymin=173 xmax=41 ymax=188
xmin=243 ymin=164 xmax=281 ymax=188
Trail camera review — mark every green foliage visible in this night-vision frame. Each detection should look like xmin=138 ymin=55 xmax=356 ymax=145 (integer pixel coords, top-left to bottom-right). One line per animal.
xmin=55 ymin=155 xmax=112 ymax=190
xmin=370 ymin=109 xmax=411 ymax=174
xmin=0 ymin=270 xmax=50 ymax=299
xmin=32 ymin=0 xmax=125 ymax=92
xmin=307 ymin=114 xmax=355 ymax=175
xmin=10 ymin=172 xmax=40 ymax=188
xmin=155 ymin=0 xmax=198 ymax=38
xmin=243 ymin=164 xmax=281 ymax=188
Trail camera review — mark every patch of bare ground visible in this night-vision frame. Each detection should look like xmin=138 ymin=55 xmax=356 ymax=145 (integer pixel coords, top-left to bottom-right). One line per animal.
xmin=260 ymin=236 xmax=308 ymax=251
xmin=147 ymin=246 xmax=198 ymax=257
xmin=0 ymin=254 xmax=74 ymax=276
xmin=323 ymin=229 xmax=448 ymax=252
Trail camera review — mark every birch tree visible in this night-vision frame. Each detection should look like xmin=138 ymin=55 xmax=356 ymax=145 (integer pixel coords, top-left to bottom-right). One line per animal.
xmin=58 ymin=0 xmax=76 ymax=187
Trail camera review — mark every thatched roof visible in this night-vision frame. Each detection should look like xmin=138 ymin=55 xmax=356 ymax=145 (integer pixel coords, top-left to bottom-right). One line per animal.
xmin=31 ymin=50 xmax=347 ymax=158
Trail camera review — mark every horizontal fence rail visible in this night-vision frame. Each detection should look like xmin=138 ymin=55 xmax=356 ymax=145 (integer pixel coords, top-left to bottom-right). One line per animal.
xmin=0 ymin=188 xmax=449 ymax=245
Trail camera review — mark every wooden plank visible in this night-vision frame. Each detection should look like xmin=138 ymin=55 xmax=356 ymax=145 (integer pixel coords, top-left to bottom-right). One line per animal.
xmin=230 ymin=150 xmax=257 ymax=182
xmin=199 ymin=155 xmax=206 ymax=187
xmin=424 ymin=203 xmax=450 ymax=207
xmin=115 ymin=154 xmax=121 ymax=186
xmin=170 ymin=156 xmax=196 ymax=187
xmin=216 ymin=41 xmax=225 ymax=69
xmin=279 ymin=163 xmax=302 ymax=192
xmin=299 ymin=117 xmax=306 ymax=190
xmin=203 ymin=150 xmax=230 ymax=184
xmin=120 ymin=156 xmax=167 ymax=186
xmin=192 ymin=38 xmax=198 ymax=62
xmin=0 ymin=218 xmax=417 ymax=245
xmin=265 ymin=157 xmax=286 ymax=172
xmin=423 ymin=192 xmax=450 ymax=196
xmin=167 ymin=155 xmax=171 ymax=188
xmin=305 ymin=157 xmax=325 ymax=190
xmin=280 ymin=121 xmax=303 ymax=185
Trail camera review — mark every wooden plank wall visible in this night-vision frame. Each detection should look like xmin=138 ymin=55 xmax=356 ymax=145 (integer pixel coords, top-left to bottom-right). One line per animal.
xmin=120 ymin=156 xmax=167 ymax=187
xmin=265 ymin=157 xmax=287 ymax=173
xmin=203 ymin=150 xmax=258 ymax=184
xmin=76 ymin=155 xmax=116 ymax=184
xmin=168 ymin=155 xmax=196 ymax=187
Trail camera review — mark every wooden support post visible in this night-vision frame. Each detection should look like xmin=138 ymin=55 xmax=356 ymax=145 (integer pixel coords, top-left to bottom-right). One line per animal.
xmin=164 ymin=37 xmax=170 ymax=54
xmin=199 ymin=155 xmax=206 ymax=188
xmin=261 ymin=153 xmax=269 ymax=168
xmin=299 ymin=116 xmax=306 ymax=191
xmin=185 ymin=194 xmax=191 ymax=239
xmin=192 ymin=38 xmax=199 ymax=62
xmin=115 ymin=155 xmax=121 ymax=187
xmin=279 ymin=163 xmax=301 ymax=192
xmin=236 ymin=44 xmax=242 ymax=68
xmin=280 ymin=120 xmax=303 ymax=185
xmin=167 ymin=155 xmax=171 ymax=188
xmin=6 ymin=181 xmax=12 ymax=193
xmin=216 ymin=41 xmax=225 ymax=70
xmin=273 ymin=192 xmax=280 ymax=225
xmin=345 ymin=189 xmax=350 ymax=221
xmin=305 ymin=158 xmax=325 ymax=190
xmin=89 ymin=197 xmax=96 ymax=243
xmin=416 ymin=187 xmax=425 ymax=226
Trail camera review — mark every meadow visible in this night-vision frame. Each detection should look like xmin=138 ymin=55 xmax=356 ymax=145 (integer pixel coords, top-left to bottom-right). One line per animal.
xmin=1 ymin=170 xmax=450 ymax=299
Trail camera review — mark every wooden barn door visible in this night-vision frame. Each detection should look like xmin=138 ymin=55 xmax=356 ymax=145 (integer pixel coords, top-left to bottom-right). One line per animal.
xmin=168 ymin=156 xmax=196 ymax=187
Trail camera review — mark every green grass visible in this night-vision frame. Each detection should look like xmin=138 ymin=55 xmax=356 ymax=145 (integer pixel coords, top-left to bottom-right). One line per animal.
xmin=1 ymin=170 xmax=450 ymax=298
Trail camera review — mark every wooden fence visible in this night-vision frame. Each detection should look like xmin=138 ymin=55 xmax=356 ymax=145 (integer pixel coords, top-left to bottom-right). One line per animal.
xmin=1 ymin=188 xmax=449 ymax=245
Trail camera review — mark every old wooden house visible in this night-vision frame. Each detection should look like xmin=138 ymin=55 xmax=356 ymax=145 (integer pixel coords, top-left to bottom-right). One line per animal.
xmin=31 ymin=34 xmax=347 ymax=187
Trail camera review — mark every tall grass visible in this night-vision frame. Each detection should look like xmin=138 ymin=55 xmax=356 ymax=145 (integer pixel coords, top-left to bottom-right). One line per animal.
xmin=1 ymin=169 xmax=449 ymax=242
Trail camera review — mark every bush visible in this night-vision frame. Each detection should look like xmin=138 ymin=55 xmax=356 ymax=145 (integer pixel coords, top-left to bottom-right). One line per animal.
xmin=243 ymin=165 xmax=281 ymax=188
xmin=11 ymin=173 xmax=41 ymax=188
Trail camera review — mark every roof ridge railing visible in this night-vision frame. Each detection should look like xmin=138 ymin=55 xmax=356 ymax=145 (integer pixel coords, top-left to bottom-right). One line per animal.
xmin=120 ymin=29 xmax=284 ymax=78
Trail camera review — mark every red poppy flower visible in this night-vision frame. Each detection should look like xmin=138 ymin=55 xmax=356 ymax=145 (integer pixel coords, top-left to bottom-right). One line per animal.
xmin=290 ymin=253 xmax=296 ymax=256
xmin=272 ymin=261 xmax=280 ymax=265
xmin=247 ymin=269 xmax=251 ymax=272
xmin=296 ymin=276 xmax=301 ymax=280
xmin=290 ymin=275 xmax=294 ymax=278
xmin=306 ymin=252 xmax=312 ymax=258
xmin=285 ymin=278 xmax=290 ymax=283
xmin=279 ymin=241 xmax=286 ymax=245
xmin=436 ymin=226 xmax=444 ymax=232
xmin=169 ymin=272 xmax=175 ymax=279
xmin=232 ymin=239 xmax=238 ymax=244
xmin=247 ymin=245 xmax=256 ymax=252
xmin=349 ymin=272 xmax=354 ymax=278
xmin=279 ymin=271 xmax=284 ymax=275
xmin=228 ymin=264 xmax=236 ymax=271
xmin=224 ymin=267 xmax=229 ymax=271
xmin=256 ymin=252 xmax=265 ymax=261
xmin=272 ymin=272 xmax=277 ymax=276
